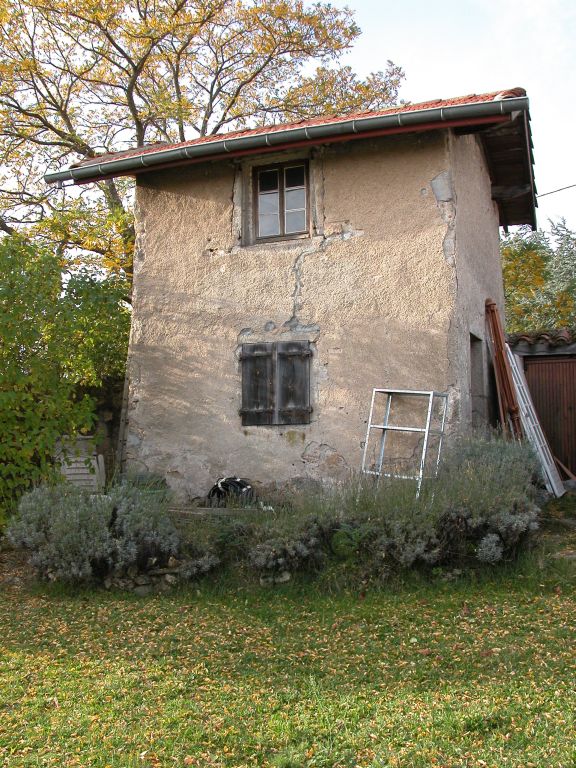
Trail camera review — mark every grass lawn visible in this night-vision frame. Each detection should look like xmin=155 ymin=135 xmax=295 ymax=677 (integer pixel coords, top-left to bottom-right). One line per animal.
xmin=0 ymin=553 xmax=575 ymax=768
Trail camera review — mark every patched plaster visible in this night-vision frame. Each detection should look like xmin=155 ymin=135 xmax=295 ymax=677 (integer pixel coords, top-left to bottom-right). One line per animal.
xmin=431 ymin=170 xmax=457 ymax=267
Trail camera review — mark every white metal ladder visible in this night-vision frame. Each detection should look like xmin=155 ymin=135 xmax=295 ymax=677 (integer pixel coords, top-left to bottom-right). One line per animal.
xmin=506 ymin=346 xmax=565 ymax=497
xmin=361 ymin=389 xmax=449 ymax=495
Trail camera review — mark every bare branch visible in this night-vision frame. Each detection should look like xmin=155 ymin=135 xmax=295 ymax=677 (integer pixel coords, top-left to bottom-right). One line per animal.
xmin=0 ymin=215 xmax=16 ymax=234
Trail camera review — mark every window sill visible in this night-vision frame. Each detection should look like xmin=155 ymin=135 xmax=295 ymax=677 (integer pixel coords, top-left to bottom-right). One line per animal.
xmin=235 ymin=234 xmax=323 ymax=252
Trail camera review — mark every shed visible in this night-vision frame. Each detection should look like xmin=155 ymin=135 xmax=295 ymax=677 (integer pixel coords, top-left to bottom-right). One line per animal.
xmin=45 ymin=88 xmax=538 ymax=501
xmin=509 ymin=330 xmax=576 ymax=476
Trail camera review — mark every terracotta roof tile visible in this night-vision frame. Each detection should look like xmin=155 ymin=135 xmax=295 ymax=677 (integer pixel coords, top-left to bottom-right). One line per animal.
xmin=508 ymin=329 xmax=576 ymax=347
xmin=74 ymin=88 xmax=524 ymax=168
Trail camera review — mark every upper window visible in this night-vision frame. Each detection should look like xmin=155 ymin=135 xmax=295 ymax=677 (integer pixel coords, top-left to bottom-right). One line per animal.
xmin=254 ymin=162 xmax=309 ymax=241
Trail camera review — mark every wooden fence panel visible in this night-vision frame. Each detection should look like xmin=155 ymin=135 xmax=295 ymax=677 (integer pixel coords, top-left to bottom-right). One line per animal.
xmin=524 ymin=356 xmax=576 ymax=475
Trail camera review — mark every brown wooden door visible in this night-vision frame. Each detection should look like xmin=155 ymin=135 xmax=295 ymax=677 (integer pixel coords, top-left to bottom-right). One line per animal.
xmin=524 ymin=356 xmax=576 ymax=475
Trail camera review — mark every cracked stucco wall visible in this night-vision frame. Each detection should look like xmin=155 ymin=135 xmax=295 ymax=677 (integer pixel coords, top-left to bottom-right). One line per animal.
xmin=124 ymin=131 xmax=495 ymax=501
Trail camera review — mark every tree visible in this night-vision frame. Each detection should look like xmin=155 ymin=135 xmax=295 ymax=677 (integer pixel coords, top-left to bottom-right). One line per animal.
xmin=0 ymin=0 xmax=403 ymax=278
xmin=501 ymin=220 xmax=576 ymax=332
xmin=0 ymin=235 xmax=130 ymax=512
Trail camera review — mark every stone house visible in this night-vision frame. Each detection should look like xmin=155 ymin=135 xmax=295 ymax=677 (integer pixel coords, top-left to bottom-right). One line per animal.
xmin=46 ymin=88 xmax=537 ymax=502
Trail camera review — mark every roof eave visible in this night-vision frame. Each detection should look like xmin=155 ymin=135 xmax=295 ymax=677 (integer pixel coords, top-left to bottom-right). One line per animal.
xmin=44 ymin=96 xmax=530 ymax=186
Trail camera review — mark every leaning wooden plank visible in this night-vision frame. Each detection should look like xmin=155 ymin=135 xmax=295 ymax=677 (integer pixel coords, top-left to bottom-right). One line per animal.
xmin=485 ymin=299 xmax=523 ymax=439
xmin=554 ymin=455 xmax=576 ymax=482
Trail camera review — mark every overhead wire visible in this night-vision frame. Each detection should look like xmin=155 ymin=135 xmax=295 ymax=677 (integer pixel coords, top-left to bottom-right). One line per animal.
xmin=537 ymin=183 xmax=576 ymax=198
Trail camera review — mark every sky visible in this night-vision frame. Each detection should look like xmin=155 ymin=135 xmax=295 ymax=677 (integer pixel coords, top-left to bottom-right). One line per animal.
xmin=329 ymin=0 xmax=576 ymax=233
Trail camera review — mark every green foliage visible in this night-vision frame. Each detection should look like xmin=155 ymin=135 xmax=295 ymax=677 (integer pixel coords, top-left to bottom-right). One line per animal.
xmin=0 ymin=236 xmax=93 ymax=510
xmin=330 ymin=524 xmax=367 ymax=560
xmin=7 ymin=480 xmax=179 ymax=582
xmin=59 ymin=270 xmax=131 ymax=386
xmin=211 ymin=519 xmax=256 ymax=563
xmin=0 ymin=235 xmax=130 ymax=513
xmin=501 ymin=219 xmax=576 ymax=331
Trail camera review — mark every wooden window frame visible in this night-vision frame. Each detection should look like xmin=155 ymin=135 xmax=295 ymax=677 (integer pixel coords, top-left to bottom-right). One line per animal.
xmin=253 ymin=161 xmax=310 ymax=243
xmin=239 ymin=341 xmax=312 ymax=426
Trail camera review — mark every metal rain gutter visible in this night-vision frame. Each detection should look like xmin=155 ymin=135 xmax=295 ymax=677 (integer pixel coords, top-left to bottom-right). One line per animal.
xmin=44 ymin=96 xmax=530 ymax=185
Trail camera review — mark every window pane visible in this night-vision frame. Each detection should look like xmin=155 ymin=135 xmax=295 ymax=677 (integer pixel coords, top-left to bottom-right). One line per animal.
xmin=285 ymin=166 xmax=305 ymax=188
xmin=285 ymin=188 xmax=305 ymax=211
xmin=259 ymin=191 xmax=279 ymax=214
xmin=259 ymin=213 xmax=280 ymax=237
xmin=285 ymin=210 xmax=306 ymax=234
xmin=258 ymin=169 xmax=278 ymax=192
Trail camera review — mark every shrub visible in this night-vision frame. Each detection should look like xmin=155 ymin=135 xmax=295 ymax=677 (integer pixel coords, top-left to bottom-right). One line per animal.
xmin=476 ymin=533 xmax=505 ymax=564
xmin=8 ymin=485 xmax=114 ymax=581
xmin=275 ymin=434 xmax=541 ymax=573
xmin=7 ymin=480 xmax=180 ymax=583
xmin=329 ymin=524 xmax=366 ymax=560
xmin=109 ymin=482 xmax=179 ymax=572
xmin=248 ymin=527 xmax=325 ymax=577
xmin=211 ymin=519 xmax=256 ymax=563
xmin=8 ymin=435 xmax=543 ymax=586
xmin=433 ymin=434 xmax=540 ymax=562
xmin=179 ymin=553 xmax=221 ymax=580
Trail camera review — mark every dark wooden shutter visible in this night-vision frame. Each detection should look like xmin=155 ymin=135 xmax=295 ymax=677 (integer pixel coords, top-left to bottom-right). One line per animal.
xmin=277 ymin=341 xmax=312 ymax=425
xmin=240 ymin=343 xmax=274 ymax=425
